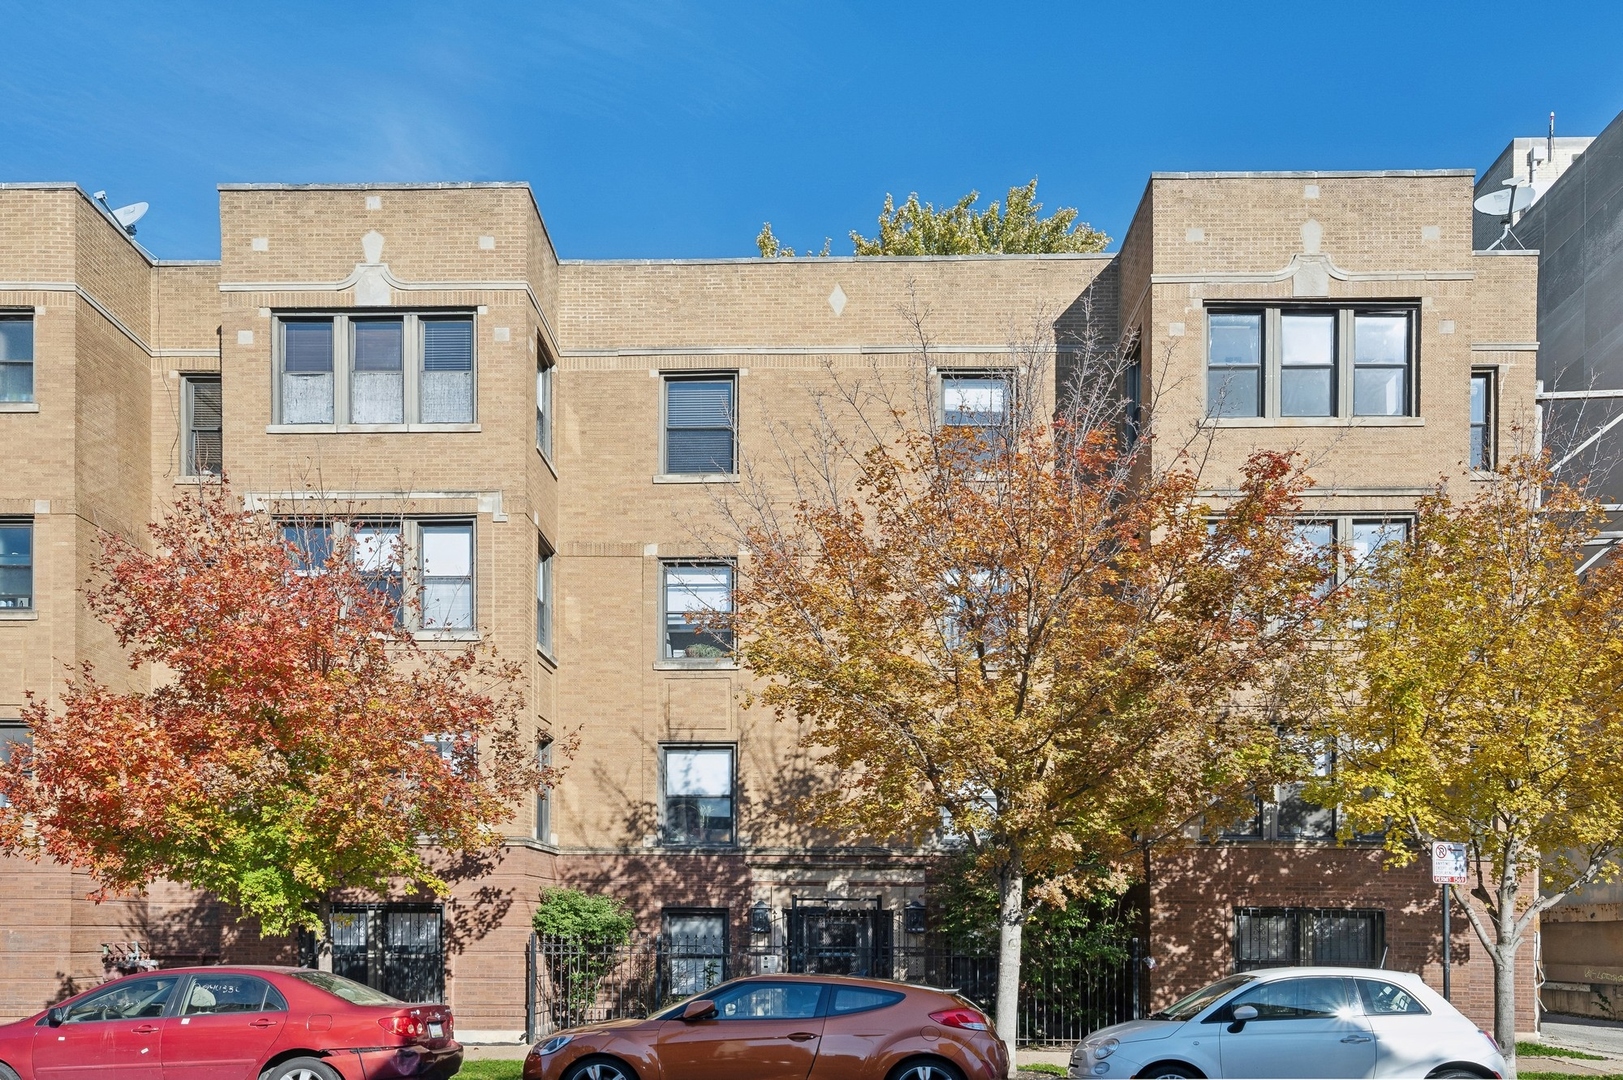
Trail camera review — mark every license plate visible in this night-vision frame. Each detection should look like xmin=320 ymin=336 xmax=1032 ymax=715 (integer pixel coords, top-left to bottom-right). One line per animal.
xmin=428 ymin=1022 xmax=443 ymax=1038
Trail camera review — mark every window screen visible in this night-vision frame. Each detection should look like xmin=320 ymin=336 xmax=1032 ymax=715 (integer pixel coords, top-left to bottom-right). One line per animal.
xmin=282 ymin=319 xmax=335 ymax=424
xmin=421 ymin=318 xmax=474 ymax=423
xmin=666 ymin=377 xmax=736 ymax=474
xmin=351 ymin=319 xmax=404 ymax=424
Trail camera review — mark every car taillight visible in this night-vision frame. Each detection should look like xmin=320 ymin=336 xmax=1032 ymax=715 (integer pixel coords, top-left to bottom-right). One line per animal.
xmin=1480 ymin=1029 xmax=1499 ymax=1051
xmin=930 ymin=1008 xmax=991 ymax=1031
xmin=381 ymin=1014 xmax=427 ymax=1040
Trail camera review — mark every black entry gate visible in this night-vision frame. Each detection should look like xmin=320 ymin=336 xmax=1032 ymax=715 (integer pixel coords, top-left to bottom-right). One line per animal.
xmin=787 ymin=897 xmax=894 ymax=978
xmin=300 ymin=903 xmax=445 ymax=1003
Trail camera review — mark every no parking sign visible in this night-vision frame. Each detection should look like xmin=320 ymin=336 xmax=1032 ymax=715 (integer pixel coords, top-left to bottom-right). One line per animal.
xmin=1432 ymin=841 xmax=1468 ymax=885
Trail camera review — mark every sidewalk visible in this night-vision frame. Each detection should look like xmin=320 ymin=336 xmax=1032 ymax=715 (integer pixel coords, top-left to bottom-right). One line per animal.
xmin=1523 ymin=1014 xmax=1623 ymax=1075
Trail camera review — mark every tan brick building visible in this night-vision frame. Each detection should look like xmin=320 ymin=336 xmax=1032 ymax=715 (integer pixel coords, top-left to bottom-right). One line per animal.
xmin=0 ymin=169 xmax=1539 ymax=1039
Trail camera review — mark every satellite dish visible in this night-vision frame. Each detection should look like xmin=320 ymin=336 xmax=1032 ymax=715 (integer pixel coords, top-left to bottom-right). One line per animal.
xmin=112 ymin=202 xmax=148 ymax=233
xmin=1473 ymin=182 xmax=1537 ymax=217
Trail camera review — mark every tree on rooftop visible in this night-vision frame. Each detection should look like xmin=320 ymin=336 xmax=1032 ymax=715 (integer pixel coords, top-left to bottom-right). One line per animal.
xmin=756 ymin=178 xmax=1109 ymax=258
xmin=0 ymin=483 xmax=566 ymax=952
xmin=1299 ymin=456 xmax=1623 ymax=1078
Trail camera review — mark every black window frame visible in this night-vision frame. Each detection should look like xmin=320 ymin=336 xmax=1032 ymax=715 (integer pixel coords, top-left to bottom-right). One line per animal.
xmin=660 ymin=743 xmax=737 ymax=847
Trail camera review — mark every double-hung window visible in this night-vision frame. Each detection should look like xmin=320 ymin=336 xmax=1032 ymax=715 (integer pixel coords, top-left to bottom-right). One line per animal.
xmin=282 ymin=522 xmax=334 ymax=576
xmin=942 ymin=372 xmax=1013 ymax=461
xmin=281 ymin=319 xmax=335 ymax=424
xmin=419 ymin=523 xmax=474 ymax=631
xmin=1206 ymin=307 xmax=1415 ymax=420
xmin=0 ymin=520 xmax=32 ymax=611
xmin=352 ymin=524 xmax=404 ymax=622
xmin=275 ymin=313 xmax=475 ymax=426
xmin=1207 ymin=313 xmax=1263 ymax=418
xmin=663 ymin=745 xmax=735 ymax=845
xmin=350 ymin=319 xmax=404 ymax=424
xmin=663 ymin=563 xmax=734 ymax=660
xmin=536 ymin=536 xmax=554 ymax=653
xmin=664 ymin=375 xmax=736 ymax=475
xmin=1470 ymin=370 xmax=1495 ymax=470
xmin=0 ymin=722 xmax=30 ymax=806
xmin=182 ymin=375 xmax=222 ymax=476
xmin=536 ymin=741 xmax=554 ymax=843
xmin=536 ymin=349 xmax=554 ymax=459
xmin=0 ymin=314 xmax=34 ymax=403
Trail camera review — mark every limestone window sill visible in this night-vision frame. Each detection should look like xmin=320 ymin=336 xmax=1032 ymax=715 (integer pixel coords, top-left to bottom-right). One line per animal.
xmin=536 ymin=644 xmax=558 ymax=670
xmin=173 ymin=475 xmax=223 ymax=486
xmin=1206 ymin=416 xmax=1424 ymax=428
xmin=0 ymin=402 xmax=40 ymax=413
xmin=653 ymin=659 xmax=738 ymax=671
xmin=413 ymin=629 xmax=482 ymax=643
xmin=265 ymin=423 xmax=482 ymax=434
xmin=0 ymin=610 xmax=40 ymax=621
xmin=653 ymin=473 xmax=741 ymax=484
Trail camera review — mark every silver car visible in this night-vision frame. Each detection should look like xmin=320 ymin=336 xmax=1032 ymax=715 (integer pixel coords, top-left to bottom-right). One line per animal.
xmin=1069 ymin=967 xmax=1505 ymax=1079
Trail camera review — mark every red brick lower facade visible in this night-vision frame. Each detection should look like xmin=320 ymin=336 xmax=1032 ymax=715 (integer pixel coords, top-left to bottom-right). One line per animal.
xmin=0 ymin=843 xmax=1537 ymax=1037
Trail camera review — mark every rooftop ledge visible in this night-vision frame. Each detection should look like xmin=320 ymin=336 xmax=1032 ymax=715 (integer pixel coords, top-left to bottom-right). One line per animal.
xmin=561 ymin=252 xmax=1116 ymax=265
xmin=217 ymin=181 xmax=536 ymax=191
xmin=1150 ymin=169 xmax=1476 ymax=179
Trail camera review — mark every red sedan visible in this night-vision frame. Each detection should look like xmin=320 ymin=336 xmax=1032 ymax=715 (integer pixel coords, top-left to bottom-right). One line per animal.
xmin=0 ymin=965 xmax=460 ymax=1080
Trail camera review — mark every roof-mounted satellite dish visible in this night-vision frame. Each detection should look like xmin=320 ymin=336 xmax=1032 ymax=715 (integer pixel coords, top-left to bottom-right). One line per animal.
xmin=111 ymin=202 xmax=148 ymax=235
xmin=1473 ymin=180 xmax=1538 ymax=217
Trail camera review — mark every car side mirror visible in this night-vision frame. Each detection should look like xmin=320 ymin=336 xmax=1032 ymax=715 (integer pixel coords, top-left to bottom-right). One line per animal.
xmin=681 ymin=999 xmax=717 ymax=1022
xmin=47 ymin=1007 xmax=66 ymax=1027
xmin=1228 ymin=1004 xmax=1258 ymax=1033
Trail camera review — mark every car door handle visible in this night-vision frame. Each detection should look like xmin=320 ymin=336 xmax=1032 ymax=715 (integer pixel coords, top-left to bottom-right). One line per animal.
xmin=249 ymin=1018 xmax=278 ymax=1028
xmin=787 ymin=1032 xmax=819 ymax=1041
xmin=1341 ymin=1034 xmax=1373 ymax=1043
xmin=132 ymin=1024 xmax=159 ymax=1035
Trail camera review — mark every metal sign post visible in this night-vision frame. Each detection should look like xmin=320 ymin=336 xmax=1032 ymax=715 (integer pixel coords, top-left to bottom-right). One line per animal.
xmin=1433 ymin=842 xmax=1469 ymax=1000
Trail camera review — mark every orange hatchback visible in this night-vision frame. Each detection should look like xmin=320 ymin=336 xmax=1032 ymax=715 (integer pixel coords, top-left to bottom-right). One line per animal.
xmin=521 ymin=974 xmax=1008 ymax=1080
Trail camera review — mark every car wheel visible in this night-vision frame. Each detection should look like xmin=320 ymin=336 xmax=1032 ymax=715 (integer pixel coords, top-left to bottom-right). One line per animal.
xmin=562 ymin=1057 xmax=640 ymax=1080
xmin=888 ymin=1059 xmax=966 ymax=1080
xmin=0 ymin=1062 xmax=21 ymax=1080
xmin=1137 ymin=1065 xmax=1202 ymax=1079
xmin=261 ymin=1058 xmax=341 ymax=1080
xmin=1428 ymin=1071 xmax=1487 ymax=1079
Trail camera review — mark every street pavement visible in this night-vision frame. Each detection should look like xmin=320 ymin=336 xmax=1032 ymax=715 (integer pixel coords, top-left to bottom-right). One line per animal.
xmin=1544 ymin=1014 xmax=1623 ymax=1059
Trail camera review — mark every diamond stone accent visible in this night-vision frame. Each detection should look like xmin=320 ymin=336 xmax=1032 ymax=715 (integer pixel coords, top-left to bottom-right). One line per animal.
xmin=827 ymin=284 xmax=847 ymax=316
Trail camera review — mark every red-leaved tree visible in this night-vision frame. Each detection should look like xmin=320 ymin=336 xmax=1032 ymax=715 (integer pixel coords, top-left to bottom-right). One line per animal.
xmin=0 ymin=483 xmax=562 ymax=945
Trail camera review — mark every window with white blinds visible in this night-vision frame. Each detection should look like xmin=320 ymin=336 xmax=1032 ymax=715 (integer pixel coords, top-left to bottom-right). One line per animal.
xmin=183 ymin=375 xmax=222 ymax=477
xmin=0 ymin=315 xmax=35 ymax=404
xmin=274 ymin=313 xmax=475 ymax=425
xmin=665 ymin=376 xmax=736 ymax=475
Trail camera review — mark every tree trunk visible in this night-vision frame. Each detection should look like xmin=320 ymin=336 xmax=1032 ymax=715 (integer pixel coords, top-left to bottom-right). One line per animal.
xmin=1493 ymin=944 xmax=1517 ymax=1079
xmin=315 ymin=896 xmax=334 ymax=973
xmin=995 ymin=864 xmax=1023 ymax=1076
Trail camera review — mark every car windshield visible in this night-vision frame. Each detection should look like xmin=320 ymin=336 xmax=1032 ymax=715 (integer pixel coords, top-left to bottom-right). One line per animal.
xmin=1150 ymin=973 xmax=1256 ymax=1021
xmin=289 ymin=970 xmax=402 ymax=1006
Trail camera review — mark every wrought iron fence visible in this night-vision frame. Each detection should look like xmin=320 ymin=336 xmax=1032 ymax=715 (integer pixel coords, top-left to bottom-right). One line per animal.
xmin=526 ymin=931 xmax=1140 ymax=1048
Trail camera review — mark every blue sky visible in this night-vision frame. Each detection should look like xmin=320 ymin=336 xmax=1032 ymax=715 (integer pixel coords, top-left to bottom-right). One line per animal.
xmin=4 ymin=1 xmax=1621 ymax=261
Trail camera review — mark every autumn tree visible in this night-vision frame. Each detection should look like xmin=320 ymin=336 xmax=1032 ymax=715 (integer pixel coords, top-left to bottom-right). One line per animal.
xmin=720 ymin=329 xmax=1325 ymax=1050
xmin=1302 ymin=457 xmax=1623 ymax=1076
xmin=756 ymin=178 xmax=1108 ymax=257
xmin=0 ymin=483 xmax=562 ymax=950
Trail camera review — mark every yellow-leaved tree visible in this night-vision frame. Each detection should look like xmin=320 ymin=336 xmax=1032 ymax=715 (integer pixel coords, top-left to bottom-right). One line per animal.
xmin=721 ymin=332 xmax=1327 ymax=1052
xmin=1303 ymin=457 xmax=1623 ymax=1076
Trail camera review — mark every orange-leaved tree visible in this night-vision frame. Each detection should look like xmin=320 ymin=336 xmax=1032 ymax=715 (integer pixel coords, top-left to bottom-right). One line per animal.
xmin=724 ymin=364 xmax=1327 ymax=1047
xmin=1302 ymin=456 xmax=1623 ymax=1074
xmin=0 ymin=483 xmax=562 ymax=949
